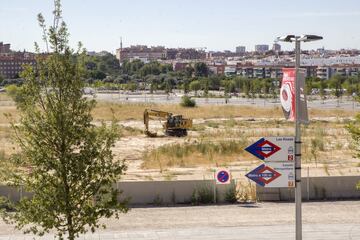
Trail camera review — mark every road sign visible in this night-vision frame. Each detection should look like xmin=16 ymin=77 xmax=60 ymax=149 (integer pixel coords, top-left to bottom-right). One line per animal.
xmin=215 ymin=169 xmax=231 ymax=184
xmin=246 ymin=162 xmax=295 ymax=188
xmin=245 ymin=136 xmax=295 ymax=162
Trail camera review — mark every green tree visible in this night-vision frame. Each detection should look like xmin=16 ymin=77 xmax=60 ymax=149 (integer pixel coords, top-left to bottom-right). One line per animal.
xmin=184 ymin=65 xmax=194 ymax=78
xmin=319 ymin=78 xmax=326 ymax=103
xmin=347 ymin=114 xmax=360 ymax=190
xmin=2 ymin=2 xmax=128 ymax=239
xmin=189 ymin=80 xmax=201 ymax=96
xmin=194 ymin=62 xmax=209 ymax=77
xmin=305 ymin=77 xmax=314 ymax=95
xmin=329 ymin=74 xmax=345 ymax=106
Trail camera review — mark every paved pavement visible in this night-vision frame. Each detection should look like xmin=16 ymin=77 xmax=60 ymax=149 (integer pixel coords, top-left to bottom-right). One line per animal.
xmin=1 ymin=201 xmax=359 ymax=239
xmin=1 ymin=224 xmax=359 ymax=240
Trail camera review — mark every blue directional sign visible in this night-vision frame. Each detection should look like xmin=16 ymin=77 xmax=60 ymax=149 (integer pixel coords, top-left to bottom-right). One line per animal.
xmin=245 ymin=164 xmax=281 ymax=187
xmin=245 ymin=137 xmax=281 ymax=160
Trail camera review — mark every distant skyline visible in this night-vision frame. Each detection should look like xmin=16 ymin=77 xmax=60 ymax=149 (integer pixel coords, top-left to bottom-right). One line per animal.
xmin=1 ymin=0 xmax=360 ymax=53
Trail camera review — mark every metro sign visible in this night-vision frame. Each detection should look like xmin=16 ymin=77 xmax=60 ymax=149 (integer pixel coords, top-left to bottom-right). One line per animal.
xmin=245 ymin=138 xmax=281 ymax=160
xmin=245 ymin=164 xmax=281 ymax=187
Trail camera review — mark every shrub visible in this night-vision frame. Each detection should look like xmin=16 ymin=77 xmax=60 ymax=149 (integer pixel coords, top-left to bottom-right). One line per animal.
xmin=180 ymin=96 xmax=196 ymax=107
xmin=5 ymin=84 xmax=24 ymax=103
xmin=225 ymin=182 xmax=238 ymax=203
xmin=191 ymin=184 xmax=214 ymax=205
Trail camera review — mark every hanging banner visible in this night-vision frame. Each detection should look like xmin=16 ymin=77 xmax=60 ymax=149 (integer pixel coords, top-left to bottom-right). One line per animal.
xmin=280 ymin=68 xmax=295 ymax=121
xmin=280 ymin=68 xmax=308 ymax=124
xmin=298 ymin=69 xmax=309 ymax=124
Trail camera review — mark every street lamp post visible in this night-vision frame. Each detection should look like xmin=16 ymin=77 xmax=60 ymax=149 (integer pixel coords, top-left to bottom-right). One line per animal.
xmin=276 ymin=34 xmax=323 ymax=240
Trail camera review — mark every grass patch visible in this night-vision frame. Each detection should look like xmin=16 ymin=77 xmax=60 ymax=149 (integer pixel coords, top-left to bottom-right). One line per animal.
xmin=142 ymin=139 xmax=248 ymax=169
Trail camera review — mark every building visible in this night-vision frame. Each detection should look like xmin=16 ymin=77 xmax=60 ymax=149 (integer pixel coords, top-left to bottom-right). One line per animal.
xmin=224 ymin=65 xmax=237 ymax=76
xmin=116 ymin=45 xmax=166 ymax=63
xmin=0 ymin=53 xmax=36 ymax=79
xmin=272 ymin=43 xmax=281 ymax=52
xmin=116 ymin=45 xmax=206 ymax=62
xmin=316 ymin=67 xmax=331 ymax=80
xmin=255 ymin=44 xmax=269 ymax=53
xmin=0 ymin=42 xmax=11 ymax=54
xmin=0 ymin=43 xmax=36 ymax=79
xmin=236 ymin=46 xmax=246 ymax=54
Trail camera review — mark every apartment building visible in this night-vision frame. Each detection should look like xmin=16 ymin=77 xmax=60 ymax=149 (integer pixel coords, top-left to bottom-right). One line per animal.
xmin=0 ymin=42 xmax=36 ymax=79
xmin=255 ymin=44 xmax=269 ymax=53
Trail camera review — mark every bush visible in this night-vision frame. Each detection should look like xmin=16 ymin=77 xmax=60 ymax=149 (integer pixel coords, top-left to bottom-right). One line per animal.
xmin=191 ymin=184 xmax=214 ymax=205
xmin=180 ymin=96 xmax=196 ymax=107
xmin=5 ymin=84 xmax=24 ymax=103
xmin=225 ymin=182 xmax=238 ymax=203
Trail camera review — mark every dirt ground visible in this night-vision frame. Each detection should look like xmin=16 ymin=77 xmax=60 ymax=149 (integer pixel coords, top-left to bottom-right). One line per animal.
xmin=115 ymin=117 xmax=360 ymax=182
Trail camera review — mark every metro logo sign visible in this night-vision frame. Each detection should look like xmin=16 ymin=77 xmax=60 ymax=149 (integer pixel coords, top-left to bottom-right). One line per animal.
xmin=245 ymin=162 xmax=295 ymax=188
xmin=245 ymin=137 xmax=295 ymax=188
xmin=245 ymin=138 xmax=281 ymax=160
xmin=245 ymin=164 xmax=281 ymax=187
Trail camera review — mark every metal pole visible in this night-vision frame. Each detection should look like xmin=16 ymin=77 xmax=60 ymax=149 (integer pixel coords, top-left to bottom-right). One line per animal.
xmin=295 ymin=38 xmax=302 ymax=240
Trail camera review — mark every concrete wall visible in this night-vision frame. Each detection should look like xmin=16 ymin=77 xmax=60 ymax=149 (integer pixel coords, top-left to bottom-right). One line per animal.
xmin=118 ymin=180 xmax=234 ymax=205
xmin=257 ymin=176 xmax=360 ymax=201
xmin=1 ymin=176 xmax=358 ymax=205
xmin=0 ymin=180 xmax=235 ymax=205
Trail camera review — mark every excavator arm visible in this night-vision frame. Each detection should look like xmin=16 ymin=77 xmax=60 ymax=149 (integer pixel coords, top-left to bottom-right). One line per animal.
xmin=144 ymin=109 xmax=172 ymax=137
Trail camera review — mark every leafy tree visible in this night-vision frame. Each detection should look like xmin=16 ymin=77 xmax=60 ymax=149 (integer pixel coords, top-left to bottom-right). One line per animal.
xmin=305 ymin=77 xmax=314 ymax=95
xmin=199 ymin=77 xmax=209 ymax=96
xmin=189 ymin=80 xmax=201 ymax=96
xmin=319 ymin=78 xmax=326 ymax=103
xmin=184 ymin=65 xmax=194 ymax=78
xmin=329 ymin=74 xmax=345 ymax=106
xmin=160 ymin=64 xmax=173 ymax=73
xmin=194 ymin=62 xmax=209 ymax=77
xmin=182 ymin=78 xmax=190 ymax=94
xmin=2 ymin=2 xmax=128 ymax=239
xmin=347 ymin=114 xmax=360 ymax=190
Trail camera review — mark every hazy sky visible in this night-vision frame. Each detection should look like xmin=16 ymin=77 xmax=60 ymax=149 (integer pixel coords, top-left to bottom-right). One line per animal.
xmin=1 ymin=0 xmax=360 ymax=53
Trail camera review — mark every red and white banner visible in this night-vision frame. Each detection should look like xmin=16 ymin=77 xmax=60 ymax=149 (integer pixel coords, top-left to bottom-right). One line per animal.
xmin=280 ymin=69 xmax=296 ymax=121
xmin=280 ymin=68 xmax=309 ymax=123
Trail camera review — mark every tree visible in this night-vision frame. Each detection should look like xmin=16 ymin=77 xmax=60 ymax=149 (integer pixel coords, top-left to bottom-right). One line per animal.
xmin=194 ymin=62 xmax=209 ymax=77
xmin=189 ymin=80 xmax=201 ymax=96
xmin=319 ymin=78 xmax=326 ymax=103
xmin=347 ymin=114 xmax=360 ymax=190
xmin=2 ymin=1 xmax=128 ymax=239
xmin=329 ymin=74 xmax=345 ymax=106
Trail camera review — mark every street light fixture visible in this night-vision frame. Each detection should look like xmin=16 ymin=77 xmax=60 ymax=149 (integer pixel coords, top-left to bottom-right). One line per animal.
xmin=276 ymin=34 xmax=323 ymax=240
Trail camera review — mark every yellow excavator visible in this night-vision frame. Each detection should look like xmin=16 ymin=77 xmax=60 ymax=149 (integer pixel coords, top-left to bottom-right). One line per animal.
xmin=143 ymin=109 xmax=192 ymax=137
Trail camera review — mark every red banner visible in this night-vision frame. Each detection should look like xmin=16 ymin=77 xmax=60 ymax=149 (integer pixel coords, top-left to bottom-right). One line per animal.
xmin=280 ymin=68 xmax=296 ymax=121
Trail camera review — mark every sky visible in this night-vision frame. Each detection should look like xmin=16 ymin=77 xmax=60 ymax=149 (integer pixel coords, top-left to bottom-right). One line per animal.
xmin=1 ymin=0 xmax=360 ymax=53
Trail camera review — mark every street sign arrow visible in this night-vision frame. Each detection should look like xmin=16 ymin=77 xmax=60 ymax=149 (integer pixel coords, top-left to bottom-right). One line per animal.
xmin=245 ymin=138 xmax=281 ymax=160
xmin=245 ymin=164 xmax=281 ymax=187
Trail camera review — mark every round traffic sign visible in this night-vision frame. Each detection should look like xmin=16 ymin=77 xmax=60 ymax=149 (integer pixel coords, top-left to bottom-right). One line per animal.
xmin=217 ymin=170 xmax=230 ymax=183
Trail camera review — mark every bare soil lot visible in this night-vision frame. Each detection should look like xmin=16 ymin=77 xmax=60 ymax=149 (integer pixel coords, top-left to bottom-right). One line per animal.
xmin=0 ymin=96 xmax=359 ymax=183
